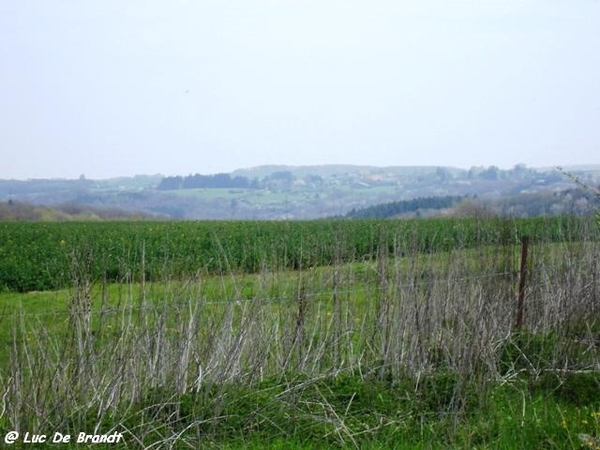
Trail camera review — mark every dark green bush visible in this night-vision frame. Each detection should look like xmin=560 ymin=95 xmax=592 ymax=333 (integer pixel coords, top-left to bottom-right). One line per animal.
xmin=497 ymin=332 xmax=562 ymax=373
xmin=530 ymin=371 xmax=600 ymax=406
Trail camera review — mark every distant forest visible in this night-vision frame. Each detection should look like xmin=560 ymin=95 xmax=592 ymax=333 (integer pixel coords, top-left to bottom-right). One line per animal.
xmin=157 ymin=173 xmax=260 ymax=190
xmin=346 ymin=195 xmax=465 ymax=218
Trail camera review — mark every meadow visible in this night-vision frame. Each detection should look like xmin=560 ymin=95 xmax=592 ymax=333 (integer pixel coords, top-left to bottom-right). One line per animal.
xmin=0 ymin=216 xmax=598 ymax=449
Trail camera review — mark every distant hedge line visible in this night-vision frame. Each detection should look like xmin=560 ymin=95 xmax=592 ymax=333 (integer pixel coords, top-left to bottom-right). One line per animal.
xmin=0 ymin=216 xmax=594 ymax=292
xmin=345 ymin=195 xmax=465 ymax=218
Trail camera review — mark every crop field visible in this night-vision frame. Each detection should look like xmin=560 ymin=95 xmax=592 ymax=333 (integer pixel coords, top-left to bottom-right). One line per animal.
xmin=0 ymin=216 xmax=599 ymax=449
xmin=0 ymin=216 xmax=586 ymax=293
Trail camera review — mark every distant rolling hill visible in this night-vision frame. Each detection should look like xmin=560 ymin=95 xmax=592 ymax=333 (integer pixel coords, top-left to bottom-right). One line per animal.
xmin=1 ymin=164 xmax=598 ymax=220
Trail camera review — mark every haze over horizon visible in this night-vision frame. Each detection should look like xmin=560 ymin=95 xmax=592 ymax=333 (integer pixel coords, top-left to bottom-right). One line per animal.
xmin=2 ymin=1 xmax=599 ymax=180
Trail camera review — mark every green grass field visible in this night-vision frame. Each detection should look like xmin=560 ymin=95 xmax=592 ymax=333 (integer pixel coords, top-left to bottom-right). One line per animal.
xmin=0 ymin=216 xmax=589 ymax=292
xmin=0 ymin=217 xmax=598 ymax=448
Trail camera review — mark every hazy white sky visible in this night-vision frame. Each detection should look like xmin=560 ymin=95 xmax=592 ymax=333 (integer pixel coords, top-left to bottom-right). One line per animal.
xmin=1 ymin=0 xmax=599 ymax=179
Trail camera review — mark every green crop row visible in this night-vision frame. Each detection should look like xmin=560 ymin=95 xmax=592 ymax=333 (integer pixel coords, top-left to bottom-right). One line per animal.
xmin=0 ymin=216 xmax=595 ymax=292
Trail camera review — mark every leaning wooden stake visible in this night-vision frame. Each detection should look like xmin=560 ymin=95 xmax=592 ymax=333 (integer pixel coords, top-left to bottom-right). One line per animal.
xmin=515 ymin=236 xmax=529 ymax=330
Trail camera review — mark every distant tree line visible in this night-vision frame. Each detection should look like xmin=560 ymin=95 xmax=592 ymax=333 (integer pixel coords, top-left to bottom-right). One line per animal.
xmin=346 ymin=195 xmax=465 ymax=219
xmin=0 ymin=200 xmax=152 ymax=221
xmin=157 ymin=173 xmax=260 ymax=190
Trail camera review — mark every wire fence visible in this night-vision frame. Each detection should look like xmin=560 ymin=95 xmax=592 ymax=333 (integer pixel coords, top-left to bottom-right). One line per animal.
xmin=1 ymin=256 xmax=597 ymax=392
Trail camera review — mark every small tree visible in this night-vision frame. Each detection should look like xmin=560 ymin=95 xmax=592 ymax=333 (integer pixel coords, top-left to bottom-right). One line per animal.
xmin=558 ymin=167 xmax=600 ymax=227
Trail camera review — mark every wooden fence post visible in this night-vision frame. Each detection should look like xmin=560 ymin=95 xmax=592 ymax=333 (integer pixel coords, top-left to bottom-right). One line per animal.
xmin=515 ymin=236 xmax=529 ymax=331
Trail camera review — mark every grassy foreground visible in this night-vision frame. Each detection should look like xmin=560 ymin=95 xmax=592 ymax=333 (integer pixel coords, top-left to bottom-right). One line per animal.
xmin=0 ymin=217 xmax=598 ymax=448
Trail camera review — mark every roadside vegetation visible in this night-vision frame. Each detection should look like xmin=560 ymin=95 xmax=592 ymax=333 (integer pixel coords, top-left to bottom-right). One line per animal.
xmin=0 ymin=216 xmax=598 ymax=448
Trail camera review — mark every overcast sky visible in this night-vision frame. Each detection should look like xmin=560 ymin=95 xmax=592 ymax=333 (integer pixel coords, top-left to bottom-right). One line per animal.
xmin=1 ymin=1 xmax=599 ymax=180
